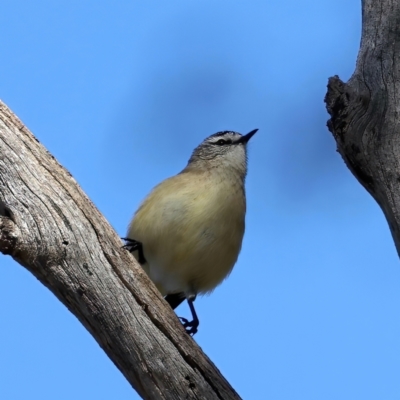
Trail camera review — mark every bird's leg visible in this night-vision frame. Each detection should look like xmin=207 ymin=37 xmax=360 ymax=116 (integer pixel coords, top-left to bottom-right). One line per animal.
xmin=165 ymin=293 xmax=198 ymax=335
xmin=165 ymin=293 xmax=186 ymax=310
xmin=121 ymin=238 xmax=146 ymax=264
xmin=180 ymin=295 xmax=199 ymax=336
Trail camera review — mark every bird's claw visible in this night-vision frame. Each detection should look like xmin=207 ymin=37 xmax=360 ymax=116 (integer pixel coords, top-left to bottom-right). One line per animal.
xmin=121 ymin=238 xmax=139 ymax=252
xmin=121 ymin=238 xmax=146 ymax=264
xmin=179 ymin=317 xmax=198 ymax=336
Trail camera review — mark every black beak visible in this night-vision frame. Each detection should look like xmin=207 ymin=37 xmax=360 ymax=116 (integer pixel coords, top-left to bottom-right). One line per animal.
xmin=237 ymin=129 xmax=258 ymax=144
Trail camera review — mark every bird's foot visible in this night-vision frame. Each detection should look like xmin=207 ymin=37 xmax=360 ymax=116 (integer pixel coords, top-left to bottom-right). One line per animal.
xmin=121 ymin=238 xmax=146 ymax=264
xmin=179 ymin=317 xmax=198 ymax=336
xmin=121 ymin=237 xmax=139 ymax=251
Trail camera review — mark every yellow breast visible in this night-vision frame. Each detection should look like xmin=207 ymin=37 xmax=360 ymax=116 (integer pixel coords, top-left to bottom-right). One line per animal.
xmin=128 ymin=170 xmax=246 ymax=295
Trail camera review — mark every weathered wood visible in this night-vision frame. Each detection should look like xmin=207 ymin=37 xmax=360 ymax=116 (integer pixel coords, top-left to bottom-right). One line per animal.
xmin=325 ymin=0 xmax=400 ymax=255
xmin=0 ymin=101 xmax=241 ymax=400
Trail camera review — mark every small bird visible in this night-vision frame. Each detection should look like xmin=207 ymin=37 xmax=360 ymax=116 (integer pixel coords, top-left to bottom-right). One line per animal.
xmin=124 ymin=129 xmax=257 ymax=335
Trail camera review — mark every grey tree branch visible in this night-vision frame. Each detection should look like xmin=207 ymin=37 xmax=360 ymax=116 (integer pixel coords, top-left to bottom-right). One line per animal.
xmin=0 ymin=101 xmax=241 ymax=400
xmin=325 ymin=0 xmax=400 ymax=254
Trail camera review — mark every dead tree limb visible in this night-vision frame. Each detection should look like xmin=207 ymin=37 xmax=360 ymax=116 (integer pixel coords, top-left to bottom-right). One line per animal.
xmin=325 ymin=0 xmax=400 ymax=254
xmin=0 ymin=101 xmax=241 ymax=400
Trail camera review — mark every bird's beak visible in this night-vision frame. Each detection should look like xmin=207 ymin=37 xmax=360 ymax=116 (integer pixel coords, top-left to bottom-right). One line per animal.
xmin=236 ymin=129 xmax=258 ymax=144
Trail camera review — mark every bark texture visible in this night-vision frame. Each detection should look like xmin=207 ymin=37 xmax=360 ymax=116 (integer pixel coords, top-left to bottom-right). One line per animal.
xmin=0 ymin=101 xmax=241 ymax=400
xmin=325 ymin=0 xmax=400 ymax=254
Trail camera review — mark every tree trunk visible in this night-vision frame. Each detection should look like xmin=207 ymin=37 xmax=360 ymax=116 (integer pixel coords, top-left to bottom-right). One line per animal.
xmin=0 ymin=101 xmax=240 ymax=400
xmin=325 ymin=0 xmax=400 ymax=254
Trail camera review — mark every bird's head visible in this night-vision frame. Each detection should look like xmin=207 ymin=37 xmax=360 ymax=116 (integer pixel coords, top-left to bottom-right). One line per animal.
xmin=186 ymin=129 xmax=258 ymax=178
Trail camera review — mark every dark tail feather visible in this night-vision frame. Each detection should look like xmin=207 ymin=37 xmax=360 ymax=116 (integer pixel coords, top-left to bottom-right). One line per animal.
xmin=164 ymin=293 xmax=185 ymax=310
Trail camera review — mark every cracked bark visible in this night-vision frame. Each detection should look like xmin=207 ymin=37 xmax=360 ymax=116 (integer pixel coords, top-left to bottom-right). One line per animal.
xmin=325 ymin=0 xmax=400 ymax=254
xmin=0 ymin=101 xmax=241 ymax=400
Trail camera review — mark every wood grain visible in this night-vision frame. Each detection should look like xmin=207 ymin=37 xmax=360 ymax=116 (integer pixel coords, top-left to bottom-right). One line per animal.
xmin=0 ymin=101 xmax=241 ymax=400
xmin=325 ymin=0 xmax=400 ymax=255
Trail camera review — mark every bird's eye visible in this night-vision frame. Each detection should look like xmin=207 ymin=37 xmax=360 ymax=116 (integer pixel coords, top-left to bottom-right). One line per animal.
xmin=214 ymin=139 xmax=232 ymax=145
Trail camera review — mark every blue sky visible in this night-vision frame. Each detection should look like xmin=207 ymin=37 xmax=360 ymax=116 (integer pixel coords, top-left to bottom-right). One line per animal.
xmin=1 ymin=1 xmax=399 ymax=399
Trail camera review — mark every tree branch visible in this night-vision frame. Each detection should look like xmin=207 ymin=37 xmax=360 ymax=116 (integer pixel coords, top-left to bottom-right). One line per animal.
xmin=0 ymin=101 xmax=241 ymax=400
xmin=325 ymin=0 xmax=400 ymax=254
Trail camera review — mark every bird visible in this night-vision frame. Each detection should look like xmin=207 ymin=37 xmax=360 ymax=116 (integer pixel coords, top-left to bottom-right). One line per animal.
xmin=123 ymin=129 xmax=257 ymax=335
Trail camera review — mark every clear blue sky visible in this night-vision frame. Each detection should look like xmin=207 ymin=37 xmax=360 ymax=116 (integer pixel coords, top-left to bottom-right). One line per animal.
xmin=1 ymin=1 xmax=399 ymax=399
